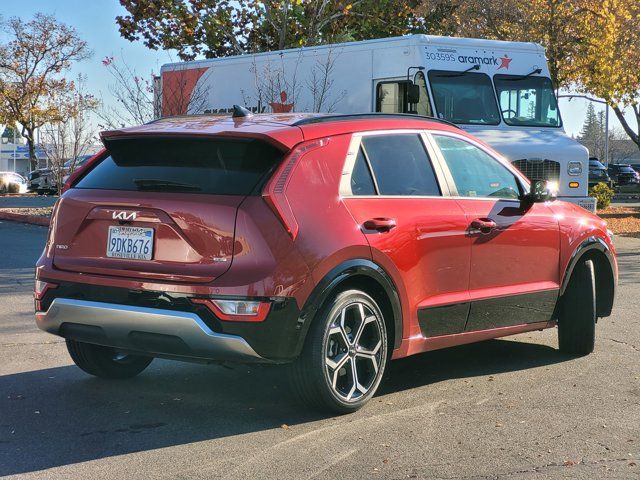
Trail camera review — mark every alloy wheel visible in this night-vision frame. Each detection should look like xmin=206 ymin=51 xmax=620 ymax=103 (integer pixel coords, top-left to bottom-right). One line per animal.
xmin=324 ymin=301 xmax=384 ymax=402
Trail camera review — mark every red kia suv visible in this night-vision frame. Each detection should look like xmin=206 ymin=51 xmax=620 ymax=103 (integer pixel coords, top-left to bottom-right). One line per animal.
xmin=35 ymin=110 xmax=617 ymax=412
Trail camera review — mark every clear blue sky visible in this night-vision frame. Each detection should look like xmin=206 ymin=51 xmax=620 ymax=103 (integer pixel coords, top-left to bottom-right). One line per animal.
xmin=0 ymin=1 xmax=630 ymax=137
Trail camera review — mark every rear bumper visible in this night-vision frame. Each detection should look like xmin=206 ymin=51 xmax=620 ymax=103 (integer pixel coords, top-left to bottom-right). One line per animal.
xmin=35 ymin=281 xmax=305 ymax=362
xmin=37 ymin=298 xmax=267 ymax=363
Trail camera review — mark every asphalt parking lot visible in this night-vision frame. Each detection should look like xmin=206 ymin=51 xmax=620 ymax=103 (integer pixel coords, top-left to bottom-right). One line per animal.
xmin=0 ymin=196 xmax=57 ymax=209
xmin=0 ymin=220 xmax=638 ymax=480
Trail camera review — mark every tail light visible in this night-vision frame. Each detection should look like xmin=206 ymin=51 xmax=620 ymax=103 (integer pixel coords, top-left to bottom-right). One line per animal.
xmin=191 ymin=298 xmax=271 ymax=322
xmin=262 ymin=138 xmax=329 ymax=239
xmin=34 ymin=280 xmax=57 ymax=311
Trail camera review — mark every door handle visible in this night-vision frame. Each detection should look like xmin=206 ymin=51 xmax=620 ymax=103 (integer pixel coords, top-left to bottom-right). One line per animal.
xmin=363 ymin=217 xmax=397 ymax=232
xmin=470 ymin=218 xmax=497 ymax=234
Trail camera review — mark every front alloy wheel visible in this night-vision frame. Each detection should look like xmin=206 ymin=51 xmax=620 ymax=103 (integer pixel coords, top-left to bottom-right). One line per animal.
xmin=289 ymin=290 xmax=388 ymax=413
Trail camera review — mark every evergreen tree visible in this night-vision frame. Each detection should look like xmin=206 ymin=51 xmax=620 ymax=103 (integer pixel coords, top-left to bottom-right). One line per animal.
xmin=577 ymin=103 xmax=606 ymax=160
xmin=1 ymin=124 xmax=22 ymax=142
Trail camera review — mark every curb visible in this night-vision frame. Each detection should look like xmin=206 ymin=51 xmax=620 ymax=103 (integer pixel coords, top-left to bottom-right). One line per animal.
xmin=0 ymin=211 xmax=50 ymax=226
xmin=0 ymin=193 xmax=38 ymax=197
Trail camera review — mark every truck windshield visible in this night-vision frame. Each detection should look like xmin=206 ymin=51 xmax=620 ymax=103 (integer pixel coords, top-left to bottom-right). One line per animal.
xmin=427 ymin=70 xmax=500 ymax=125
xmin=494 ymin=75 xmax=561 ymax=127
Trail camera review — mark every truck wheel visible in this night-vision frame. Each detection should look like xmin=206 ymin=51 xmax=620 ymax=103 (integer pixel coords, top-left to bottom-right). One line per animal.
xmin=558 ymin=259 xmax=596 ymax=355
xmin=289 ymin=290 xmax=388 ymax=413
xmin=66 ymin=339 xmax=153 ymax=379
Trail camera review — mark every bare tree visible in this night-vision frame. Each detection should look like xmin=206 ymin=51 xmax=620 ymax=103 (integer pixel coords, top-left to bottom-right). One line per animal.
xmin=249 ymin=49 xmax=346 ymax=114
xmin=97 ymin=55 xmax=212 ymax=126
xmin=248 ymin=52 xmax=303 ymax=113
xmin=42 ymin=76 xmax=98 ymax=194
xmin=306 ymin=48 xmax=346 ymax=112
xmin=96 ymin=56 xmax=155 ymax=129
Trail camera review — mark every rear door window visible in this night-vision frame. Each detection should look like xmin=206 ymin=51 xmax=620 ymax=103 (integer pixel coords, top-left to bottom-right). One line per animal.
xmin=75 ymin=137 xmax=283 ymax=195
xmin=361 ymin=134 xmax=441 ymax=196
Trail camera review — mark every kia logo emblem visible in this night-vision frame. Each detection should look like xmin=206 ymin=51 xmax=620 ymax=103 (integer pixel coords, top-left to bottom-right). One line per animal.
xmin=112 ymin=211 xmax=137 ymax=221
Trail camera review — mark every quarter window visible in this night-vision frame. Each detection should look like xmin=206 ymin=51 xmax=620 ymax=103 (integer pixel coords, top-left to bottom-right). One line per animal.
xmin=350 ymin=148 xmax=377 ymax=195
xmin=361 ymin=134 xmax=440 ymax=196
xmin=434 ymin=135 xmax=521 ymax=199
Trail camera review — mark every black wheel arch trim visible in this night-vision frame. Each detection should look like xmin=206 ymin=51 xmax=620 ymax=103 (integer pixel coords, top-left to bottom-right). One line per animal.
xmin=560 ymin=236 xmax=616 ymax=316
xmin=297 ymin=259 xmax=403 ymax=351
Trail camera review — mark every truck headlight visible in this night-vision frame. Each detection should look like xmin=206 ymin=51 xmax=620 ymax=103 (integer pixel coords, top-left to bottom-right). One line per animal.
xmin=568 ymin=161 xmax=583 ymax=176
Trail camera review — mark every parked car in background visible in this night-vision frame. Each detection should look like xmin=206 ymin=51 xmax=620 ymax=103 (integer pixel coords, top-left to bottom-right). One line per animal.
xmin=27 ymin=167 xmax=55 ymax=194
xmin=35 ymin=112 xmax=617 ymax=413
xmin=588 ymin=158 xmax=611 ymax=187
xmin=27 ymin=155 xmax=93 ymax=195
xmin=607 ymin=163 xmax=640 ymax=187
xmin=628 ymin=163 xmax=640 ymax=175
xmin=0 ymin=171 xmax=28 ymax=193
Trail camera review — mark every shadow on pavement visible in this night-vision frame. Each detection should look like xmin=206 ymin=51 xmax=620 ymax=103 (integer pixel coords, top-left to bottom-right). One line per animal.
xmin=0 ymin=337 xmax=569 ymax=476
xmin=615 ymin=247 xmax=640 ymax=286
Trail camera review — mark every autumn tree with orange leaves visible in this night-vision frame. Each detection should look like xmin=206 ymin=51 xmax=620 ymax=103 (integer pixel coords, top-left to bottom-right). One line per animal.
xmin=0 ymin=14 xmax=91 ymax=169
xmin=116 ymin=0 xmax=422 ymax=60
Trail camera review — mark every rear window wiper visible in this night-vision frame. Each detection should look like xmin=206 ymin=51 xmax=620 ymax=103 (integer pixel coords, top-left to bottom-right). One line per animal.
xmin=133 ymin=179 xmax=202 ymax=192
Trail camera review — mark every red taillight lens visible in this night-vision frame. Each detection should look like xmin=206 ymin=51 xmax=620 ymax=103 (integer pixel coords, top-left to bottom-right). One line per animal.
xmin=191 ymin=298 xmax=271 ymax=322
xmin=34 ymin=280 xmax=57 ymax=300
xmin=262 ymin=138 xmax=329 ymax=239
xmin=34 ymin=280 xmax=57 ymax=311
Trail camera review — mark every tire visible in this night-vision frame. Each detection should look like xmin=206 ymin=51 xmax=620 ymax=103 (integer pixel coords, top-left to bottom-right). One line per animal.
xmin=66 ymin=339 xmax=153 ymax=379
xmin=558 ymin=259 xmax=596 ymax=355
xmin=289 ymin=289 xmax=388 ymax=413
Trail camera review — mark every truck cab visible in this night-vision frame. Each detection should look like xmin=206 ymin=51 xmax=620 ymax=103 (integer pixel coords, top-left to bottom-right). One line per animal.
xmin=372 ymin=37 xmax=592 ymax=211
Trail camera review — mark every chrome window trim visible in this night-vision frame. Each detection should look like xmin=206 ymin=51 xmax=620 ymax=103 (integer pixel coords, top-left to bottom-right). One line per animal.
xmin=339 ymin=129 xmax=452 ymax=198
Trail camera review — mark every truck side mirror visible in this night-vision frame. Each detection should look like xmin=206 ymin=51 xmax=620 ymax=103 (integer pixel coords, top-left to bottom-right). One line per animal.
xmin=407 ymin=83 xmax=420 ymax=105
xmin=522 ymin=180 xmax=557 ymax=203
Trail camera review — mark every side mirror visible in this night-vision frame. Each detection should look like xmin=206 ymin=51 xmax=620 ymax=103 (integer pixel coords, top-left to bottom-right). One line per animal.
xmin=407 ymin=83 xmax=420 ymax=105
xmin=523 ymin=180 xmax=557 ymax=203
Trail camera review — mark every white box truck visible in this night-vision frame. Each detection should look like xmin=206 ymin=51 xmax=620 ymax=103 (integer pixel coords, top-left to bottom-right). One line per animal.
xmin=157 ymin=34 xmax=594 ymax=211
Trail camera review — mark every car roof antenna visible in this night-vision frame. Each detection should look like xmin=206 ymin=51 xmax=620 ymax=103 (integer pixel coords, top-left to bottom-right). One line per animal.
xmin=232 ymin=105 xmax=253 ymax=118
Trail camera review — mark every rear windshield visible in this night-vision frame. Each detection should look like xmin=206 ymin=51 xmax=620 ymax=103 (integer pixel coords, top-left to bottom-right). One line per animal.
xmin=75 ymin=137 xmax=283 ymax=195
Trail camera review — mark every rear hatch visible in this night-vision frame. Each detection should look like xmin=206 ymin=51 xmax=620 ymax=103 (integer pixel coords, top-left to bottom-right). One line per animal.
xmin=52 ymin=136 xmax=284 ymax=283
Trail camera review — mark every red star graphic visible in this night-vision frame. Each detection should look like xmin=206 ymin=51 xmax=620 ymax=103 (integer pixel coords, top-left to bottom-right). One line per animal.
xmin=498 ymin=55 xmax=512 ymax=70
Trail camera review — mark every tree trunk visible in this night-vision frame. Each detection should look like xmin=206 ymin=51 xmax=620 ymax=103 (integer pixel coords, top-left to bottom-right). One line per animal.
xmin=27 ymin=137 xmax=37 ymax=171
xmin=612 ymin=105 xmax=640 ymax=152
xmin=22 ymin=126 xmax=38 ymax=171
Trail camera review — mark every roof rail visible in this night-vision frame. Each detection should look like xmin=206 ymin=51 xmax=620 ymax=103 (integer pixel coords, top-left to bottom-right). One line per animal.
xmin=292 ymin=113 xmax=461 ymax=129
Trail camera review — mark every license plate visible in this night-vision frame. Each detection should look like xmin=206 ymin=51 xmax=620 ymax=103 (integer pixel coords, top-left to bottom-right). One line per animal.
xmin=107 ymin=226 xmax=154 ymax=260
